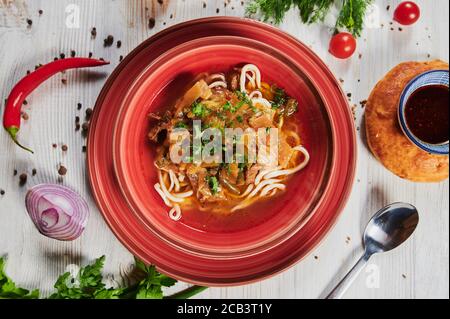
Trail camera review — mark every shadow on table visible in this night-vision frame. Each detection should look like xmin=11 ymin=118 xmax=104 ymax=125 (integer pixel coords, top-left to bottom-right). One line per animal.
xmin=359 ymin=113 xmax=370 ymax=154
xmin=318 ymin=185 xmax=391 ymax=299
xmin=360 ymin=185 xmax=393 ymax=235
xmin=42 ymin=250 xmax=83 ymax=270
xmin=318 ymin=246 xmax=363 ymax=299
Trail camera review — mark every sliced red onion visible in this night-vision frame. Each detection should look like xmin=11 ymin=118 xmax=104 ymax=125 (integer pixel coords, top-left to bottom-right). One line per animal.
xmin=25 ymin=184 xmax=89 ymax=241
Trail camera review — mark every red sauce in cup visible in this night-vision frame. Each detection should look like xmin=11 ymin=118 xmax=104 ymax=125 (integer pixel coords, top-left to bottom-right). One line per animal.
xmin=405 ymin=85 xmax=449 ymax=144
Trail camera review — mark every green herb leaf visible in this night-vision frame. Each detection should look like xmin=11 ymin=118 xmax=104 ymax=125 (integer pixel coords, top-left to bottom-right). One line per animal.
xmin=207 ymin=176 xmax=220 ymax=195
xmin=234 ymin=90 xmax=255 ymax=113
xmin=78 ymin=255 xmax=105 ymax=289
xmin=0 ymin=257 xmax=39 ymax=299
xmin=235 ymin=90 xmax=251 ymax=103
xmin=192 ymin=101 xmax=208 ymax=118
xmin=1 ymin=255 xmax=203 ymax=300
xmin=336 ymin=0 xmax=372 ymax=37
xmin=297 ymin=0 xmax=335 ymax=24
xmin=217 ymin=112 xmax=226 ymax=120
xmin=232 ymin=101 xmax=245 ymax=113
xmin=93 ymin=288 xmax=124 ymax=299
xmin=49 ymin=256 xmax=123 ymax=299
xmin=223 ymin=101 xmax=233 ymax=111
xmin=133 ymin=258 xmax=177 ymax=299
xmin=247 ymin=0 xmax=372 ymax=37
xmin=246 ymin=0 xmax=293 ymax=24
xmin=175 ymin=121 xmax=188 ymax=129
xmin=271 ymin=86 xmax=287 ymax=109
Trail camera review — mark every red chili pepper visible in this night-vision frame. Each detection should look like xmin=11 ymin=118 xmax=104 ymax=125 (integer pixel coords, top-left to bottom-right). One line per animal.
xmin=3 ymin=58 xmax=109 ymax=153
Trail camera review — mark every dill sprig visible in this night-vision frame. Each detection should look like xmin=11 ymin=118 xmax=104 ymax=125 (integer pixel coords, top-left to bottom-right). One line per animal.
xmin=336 ymin=0 xmax=372 ymax=37
xmin=246 ymin=0 xmax=373 ymax=37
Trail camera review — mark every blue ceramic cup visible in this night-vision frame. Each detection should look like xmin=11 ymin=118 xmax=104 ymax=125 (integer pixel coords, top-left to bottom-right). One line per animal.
xmin=398 ymin=69 xmax=449 ymax=155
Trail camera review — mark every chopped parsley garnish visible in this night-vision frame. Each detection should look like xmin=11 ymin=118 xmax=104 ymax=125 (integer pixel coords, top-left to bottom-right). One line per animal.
xmin=236 ymin=115 xmax=244 ymax=123
xmin=174 ymin=122 xmax=188 ymax=129
xmin=207 ymin=176 xmax=219 ymax=195
xmin=217 ymin=112 xmax=226 ymax=120
xmin=236 ymin=100 xmax=249 ymax=113
xmin=226 ymin=120 xmax=234 ymax=128
xmin=233 ymin=90 xmax=256 ymax=113
xmin=235 ymin=90 xmax=247 ymax=100
xmin=206 ymin=120 xmax=225 ymax=135
xmin=191 ymin=101 xmax=208 ymax=118
xmin=222 ymin=101 xmax=233 ymax=111
xmin=223 ymin=163 xmax=232 ymax=175
xmin=235 ymin=91 xmax=253 ymax=106
xmin=271 ymin=87 xmax=287 ymax=109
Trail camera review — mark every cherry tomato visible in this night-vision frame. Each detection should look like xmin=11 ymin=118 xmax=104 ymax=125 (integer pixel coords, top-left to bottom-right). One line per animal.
xmin=394 ymin=1 xmax=420 ymax=25
xmin=329 ymin=32 xmax=357 ymax=59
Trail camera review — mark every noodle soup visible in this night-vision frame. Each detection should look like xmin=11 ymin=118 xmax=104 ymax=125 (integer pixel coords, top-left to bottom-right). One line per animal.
xmin=148 ymin=64 xmax=310 ymax=228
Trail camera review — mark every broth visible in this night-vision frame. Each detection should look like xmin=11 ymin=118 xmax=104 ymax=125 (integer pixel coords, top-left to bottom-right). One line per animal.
xmin=405 ymin=85 xmax=449 ymax=144
xmin=148 ymin=64 xmax=312 ymax=223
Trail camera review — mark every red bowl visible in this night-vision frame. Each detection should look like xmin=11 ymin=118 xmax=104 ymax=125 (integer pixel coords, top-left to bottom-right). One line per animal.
xmin=112 ymin=36 xmax=333 ymax=257
xmin=87 ymin=17 xmax=356 ymax=286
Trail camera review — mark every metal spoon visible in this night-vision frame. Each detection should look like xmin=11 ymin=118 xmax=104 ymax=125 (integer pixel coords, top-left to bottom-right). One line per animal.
xmin=326 ymin=202 xmax=419 ymax=299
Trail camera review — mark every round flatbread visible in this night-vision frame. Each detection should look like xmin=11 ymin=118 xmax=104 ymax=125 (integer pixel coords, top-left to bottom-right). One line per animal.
xmin=365 ymin=60 xmax=449 ymax=182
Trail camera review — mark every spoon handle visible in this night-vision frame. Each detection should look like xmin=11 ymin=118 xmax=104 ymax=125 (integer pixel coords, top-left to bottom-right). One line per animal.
xmin=326 ymin=253 xmax=371 ymax=299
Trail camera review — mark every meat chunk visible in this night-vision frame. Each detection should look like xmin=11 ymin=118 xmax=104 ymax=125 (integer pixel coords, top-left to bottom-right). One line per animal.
xmin=148 ymin=111 xmax=172 ymax=142
xmin=155 ymin=154 xmax=180 ymax=174
xmin=249 ymin=112 xmax=274 ymax=129
xmin=186 ymin=165 xmax=205 ymax=192
xmin=221 ymin=163 xmax=239 ymax=185
xmin=227 ymin=69 xmax=240 ymax=91
xmin=186 ymin=165 xmax=225 ymax=203
xmin=197 ymin=183 xmax=226 ymax=203
xmin=278 ymin=136 xmax=295 ymax=168
xmin=279 ymin=98 xmax=298 ymax=117
xmin=245 ymin=164 xmax=261 ymax=185
xmin=285 ymin=98 xmax=298 ymax=117
xmin=148 ymin=113 xmax=162 ymax=121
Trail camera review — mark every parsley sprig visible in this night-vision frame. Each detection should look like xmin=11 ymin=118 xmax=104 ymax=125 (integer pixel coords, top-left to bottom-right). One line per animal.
xmin=0 ymin=258 xmax=39 ymax=299
xmin=271 ymin=87 xmax=287 ymax=109
xmin=192 ymin=101 xmax=209 ymax=118
xmin=49 ymin=256 xmax=123 ymax=299
xmin=207 ymin=176 xmax=220 ymax=195
xmin=0 ymin=255 xmax=206 ymax=299
xmin=246 ymin=0 xmax=373 ymax=37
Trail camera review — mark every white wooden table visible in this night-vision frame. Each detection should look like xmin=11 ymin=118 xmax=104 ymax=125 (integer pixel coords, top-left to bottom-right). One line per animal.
xmin=0 ymin=0 xmax=448 ymax=299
